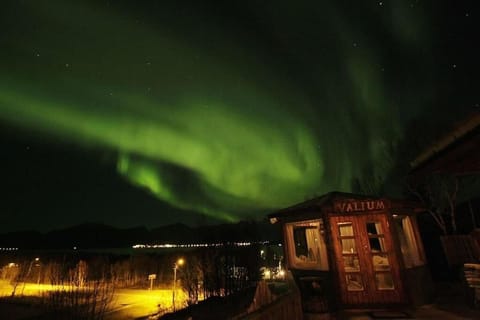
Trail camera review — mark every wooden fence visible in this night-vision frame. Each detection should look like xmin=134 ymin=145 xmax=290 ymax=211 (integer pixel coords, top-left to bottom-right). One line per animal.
xmin=236 ymin=280 xmax=303 ymax=320
xmin=440 ymin=235 xmax=480 ymax=267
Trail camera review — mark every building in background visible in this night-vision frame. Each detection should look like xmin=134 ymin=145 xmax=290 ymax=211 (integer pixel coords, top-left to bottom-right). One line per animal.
xmin=409 ymin=112 xmax=480 ymax=268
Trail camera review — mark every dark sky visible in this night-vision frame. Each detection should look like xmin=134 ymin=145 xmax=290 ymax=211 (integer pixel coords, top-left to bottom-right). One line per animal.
xmin=0 ymin=0 xmax=478 ymax=232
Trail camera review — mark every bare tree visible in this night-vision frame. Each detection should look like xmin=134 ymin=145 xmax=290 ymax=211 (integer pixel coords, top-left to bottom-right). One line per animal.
xmin=70 ymin=260 xmax=88 ymax=288
xmin=181 ymin=255 xmax=202 ymax=305
xmin=0 ymin=263 xmax=19 ymax=282
xmin=406 ymin=173 xmax=459 ymax=235
xmin=44 ymin=260 xmax=115 ymax=320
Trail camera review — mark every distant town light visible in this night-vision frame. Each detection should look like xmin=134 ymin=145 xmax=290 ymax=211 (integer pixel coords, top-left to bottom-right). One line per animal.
xmin=264 ymin=269 xmax=271 ymax=279
xmin=132 ymin=240 xmax=268 ymax=250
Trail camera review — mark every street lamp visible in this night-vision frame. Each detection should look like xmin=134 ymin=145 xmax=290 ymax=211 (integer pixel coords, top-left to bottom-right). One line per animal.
xmin=20 ymin=257 xmax=40 ymax=295
xmin=34 ymin=258 xmax=41 ymax=284
xmin=172 ymin=258 xmax=184 ymax=311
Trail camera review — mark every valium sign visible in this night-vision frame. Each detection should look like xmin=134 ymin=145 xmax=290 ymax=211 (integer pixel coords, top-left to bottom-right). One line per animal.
xmin=333 ymin=199 xmax=387 ymax=213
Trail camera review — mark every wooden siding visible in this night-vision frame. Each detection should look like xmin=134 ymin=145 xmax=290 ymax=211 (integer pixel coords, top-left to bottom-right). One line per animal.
xmin=291 ymin=270 xmax=335 ymax=313
xmin=404 ymin=266 xmax=433 ymax=306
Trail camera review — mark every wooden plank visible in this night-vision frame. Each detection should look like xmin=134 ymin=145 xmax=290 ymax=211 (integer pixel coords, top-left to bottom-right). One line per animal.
xmin=465 ymin=263 xmax=480 ymax=270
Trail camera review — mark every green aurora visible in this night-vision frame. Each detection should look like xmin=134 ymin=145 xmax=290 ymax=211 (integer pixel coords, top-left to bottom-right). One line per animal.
xmin=0 ymin=1 xmax=441 ymax=222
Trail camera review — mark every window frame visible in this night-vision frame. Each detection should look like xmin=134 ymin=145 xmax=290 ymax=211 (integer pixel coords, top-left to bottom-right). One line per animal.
xmin=285 ymin=219 xmax=329 ymax=271
xmin=393 ymin=215 xmax=425 ymax=268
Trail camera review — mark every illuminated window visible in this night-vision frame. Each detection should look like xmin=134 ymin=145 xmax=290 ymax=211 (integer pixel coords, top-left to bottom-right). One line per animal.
xmin=285 ymin=219 xmax=329 ymax=270
xmin=394 ymin=215 xmax=424 ymax=267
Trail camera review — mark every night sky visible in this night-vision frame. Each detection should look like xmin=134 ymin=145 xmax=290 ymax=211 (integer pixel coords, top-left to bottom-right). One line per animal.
xmin=1 ymin=0 xmax=479 ymax=232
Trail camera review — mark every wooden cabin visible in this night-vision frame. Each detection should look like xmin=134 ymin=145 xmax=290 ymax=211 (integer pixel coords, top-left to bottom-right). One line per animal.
xmin=268 ymin=192 xmax=432 ymax=314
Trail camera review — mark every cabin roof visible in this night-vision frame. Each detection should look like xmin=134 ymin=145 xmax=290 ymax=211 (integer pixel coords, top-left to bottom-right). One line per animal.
xmin=268 ymin=191 xmax=424 ymax=222
xmin=269 ymin=191 xmax=380 ymax=219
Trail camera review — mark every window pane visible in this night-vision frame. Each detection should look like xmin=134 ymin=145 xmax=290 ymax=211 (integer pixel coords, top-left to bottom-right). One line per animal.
xmin=343 ymin=255 xmax=360 ymax=272
xmin=368 ymin=237 xmax=386 ymax=252
xmin=366 ymin=221 xmax=383 ymax=235
xmin=338 ymin=222 xmax=354 ymax=236
xmin=293 ymin=226 xmax=322 ymax=262
xmin=293 ymin=227 xmax=310 ymax=259
xmin=372 ymin=254 xmax=390 ymax=271
xmin=341 ymin=238 xmax=357 ymax=253
xmin=394 ymin=216 xmax=423 ymax=267
xmin=346 ymin=274 xmax=364 ymax=291
xmin=375 ymin=272 xmax=394 ymax=290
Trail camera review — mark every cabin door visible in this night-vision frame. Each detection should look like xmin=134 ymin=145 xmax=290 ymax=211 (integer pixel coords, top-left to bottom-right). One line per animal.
xmin=330 ymin=213 xmax=405 ymax=306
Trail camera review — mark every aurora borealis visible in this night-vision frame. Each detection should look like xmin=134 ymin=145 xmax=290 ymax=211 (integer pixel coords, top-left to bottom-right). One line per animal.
xmin=1 ymin=1 xmax=478 ymax=231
